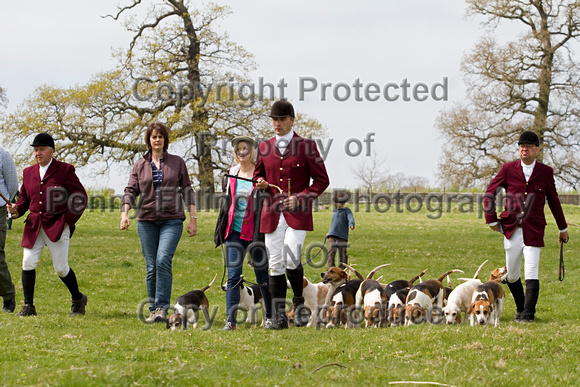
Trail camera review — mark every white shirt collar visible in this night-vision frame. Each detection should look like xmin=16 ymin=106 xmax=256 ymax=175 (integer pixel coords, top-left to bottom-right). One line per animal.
xmin=39 ymin=159 xmax=53 ymax=180
xmin=275 ymin=130 xmax=294 ymax=152
xmin=521 ymin=160 xmax=536 ymax=181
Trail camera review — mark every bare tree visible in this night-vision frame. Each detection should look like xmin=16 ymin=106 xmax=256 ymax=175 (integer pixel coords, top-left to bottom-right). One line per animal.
xmin=437 ymin=0 xmax=580 ymax=189
xmin=350 ymin=152 xmax=389 ymax=193
xmin=385 ymin=172 xmax=406 ymax=191
xmin=404 ymin=175 xmax=430 ymax=191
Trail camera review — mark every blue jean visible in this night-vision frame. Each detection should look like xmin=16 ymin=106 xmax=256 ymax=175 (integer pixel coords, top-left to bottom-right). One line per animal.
xmin=138 ymin=219 xmax=183 ymax=312
xmin=225 ymin=232 xmax=272 ymax=325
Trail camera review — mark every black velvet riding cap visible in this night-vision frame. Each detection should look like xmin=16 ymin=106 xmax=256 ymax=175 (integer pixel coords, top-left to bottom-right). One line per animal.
xmin=518 ymin=131 xmax=540 ymax=146
xmin=269 ymin=100 xmax=295 ymax=118
xmin=30 ymin=133 xmax=55 ymax=149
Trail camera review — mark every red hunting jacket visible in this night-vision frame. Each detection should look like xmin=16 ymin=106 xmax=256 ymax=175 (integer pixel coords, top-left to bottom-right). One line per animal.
xmin=15 ymin=159 xmax=87 ymax=249
xmin=484 ymin=160 xmax=567 ymax=247
xmin=223 ymin=164 xmax=259 ymax=242
xmin=254 ymin=134 xmax=329 ymax=233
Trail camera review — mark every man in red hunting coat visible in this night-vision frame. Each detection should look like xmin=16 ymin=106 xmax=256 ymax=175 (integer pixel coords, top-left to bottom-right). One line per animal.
xmin=8 ymin=133 xmax=88 ymax=317
xmin=254 ymin=100 xmax=330 ymax=329
xmin=484 ymin=131 xmax=568 ymax=323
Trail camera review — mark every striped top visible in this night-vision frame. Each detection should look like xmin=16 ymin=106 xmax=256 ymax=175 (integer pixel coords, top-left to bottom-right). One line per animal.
xmin=151 ymin=159 xmax=163 ymax=195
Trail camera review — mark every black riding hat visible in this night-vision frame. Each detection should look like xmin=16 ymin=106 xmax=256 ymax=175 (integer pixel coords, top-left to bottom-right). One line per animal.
xmin=518 ymin=131 xmax=540 ymax=146
xmin=269 ymin=100 xmax=295 ymax=118
xmin=30 ymin=133 xmax=55 ymax=149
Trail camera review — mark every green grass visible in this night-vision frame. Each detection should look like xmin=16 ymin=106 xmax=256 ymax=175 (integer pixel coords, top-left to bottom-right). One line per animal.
xmin=1 ymin=203 xmax=579 ymax=386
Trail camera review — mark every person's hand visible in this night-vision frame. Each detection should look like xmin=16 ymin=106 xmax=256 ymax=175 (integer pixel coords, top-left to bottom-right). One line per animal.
xmin=255 ymin=178 xmax=268 ymax=190
xmin=6 ymin=203 xmax=19 ymax=219
xmin=284 ymin=195 xmax=299 ymax=210
xmin=120 ymin=213 xmax=130 ymax=230
xmin=489 ymin=223 xmax=501 ymax=233
xmin=559 ymin=230 xmax=569 ymax=244
xmin=350 ymin=225 xmax=355 ymax=230
xmin=187 ymin=218 xmax=197 ymax=237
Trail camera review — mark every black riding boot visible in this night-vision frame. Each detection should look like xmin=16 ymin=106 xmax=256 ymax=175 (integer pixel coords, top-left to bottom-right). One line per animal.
xmin=520 ymin=279 xmax=540 ymax=323
xmin=507 ymin=279 xmax=525 ymax=322
xmin=268 ymin=274 xmax=288 ymax=329
xmin=59 ymin=268 xmax=82 ymax=300
xmin=16 ymin=270 xmax=37 ymax=316
xmin=22 ymin=269 xmax=36 ymax=305
xmin=286 ymin=266 xmax=308 ymax=327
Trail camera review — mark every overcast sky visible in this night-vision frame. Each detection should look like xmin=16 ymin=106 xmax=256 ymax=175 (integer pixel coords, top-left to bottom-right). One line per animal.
xmin=0 ymin=1 xmax=506 ymax=192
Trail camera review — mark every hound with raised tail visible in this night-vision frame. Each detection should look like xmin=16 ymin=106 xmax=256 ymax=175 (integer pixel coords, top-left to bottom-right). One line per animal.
xmin=468 ymin=281 xmax=506 ymax=327
xmin=384 ymin=269 xmax=428 ymax=301
xmin=442 ymin=260 xmax=488 ymax=325
xmin=352 ymin=264 xmax=391 ymax=328
xmin=286 ymin=277 xmax=330 ymax=327
xmin=384 ymin=269 xmax=427 ymax=327
xmin=387 ymin=287 xmax=410 ymax=327
xmin=404 ymin=269 xmax=463 ymax=326
xmin=167 ymin=274 xmax=217 ymax=330
xmin=326 ymin=279 xmax=363 ymax=328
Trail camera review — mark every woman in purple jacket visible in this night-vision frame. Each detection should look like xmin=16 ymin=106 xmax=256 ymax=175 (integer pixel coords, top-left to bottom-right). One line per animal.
xmin=120 ymin=123 xmax=197 ymax=323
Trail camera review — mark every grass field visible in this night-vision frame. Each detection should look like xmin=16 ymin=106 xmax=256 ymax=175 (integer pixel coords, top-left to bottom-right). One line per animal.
xmin=1 ymin=201 xmax=579 ymax=386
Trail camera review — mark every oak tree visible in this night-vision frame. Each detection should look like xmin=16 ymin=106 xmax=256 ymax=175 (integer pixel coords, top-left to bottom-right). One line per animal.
xmin=1 ymin=1 xmax=326 ymax=193
xmin=437 ymin=0 xmax=580 ymax=189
